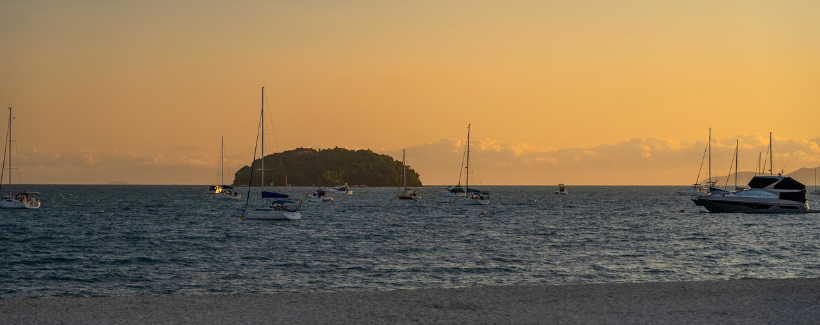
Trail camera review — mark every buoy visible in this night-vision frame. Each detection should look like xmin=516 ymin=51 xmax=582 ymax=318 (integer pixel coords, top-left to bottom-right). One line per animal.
xmin=480 ymin=211 xmax=486 ymax=215
xmin=680 ymin=209 xmax=685 ymax=213
xmin=152 ymin=202 xmax=155 ymax=205
xmin=98 ymin=210 xmax=104 ymax=213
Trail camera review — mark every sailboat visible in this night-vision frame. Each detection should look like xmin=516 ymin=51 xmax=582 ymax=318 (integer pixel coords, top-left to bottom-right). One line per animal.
xmin=687 ymin=128 xmax=729 ymax=202
xmin=458 ymin=124 xmax=489 ymax=205
xmin=241 ymin=87 xmax=301 ymax=220
xmin=397 ymin=149 xmax=421 ymax=200
xmin=1 ymin=107 xmax=41 ymax=209
xmin=812 ymin=168 xmax=820 ymax=196
xmin=211 ymin=137 xmax=241 ymax=200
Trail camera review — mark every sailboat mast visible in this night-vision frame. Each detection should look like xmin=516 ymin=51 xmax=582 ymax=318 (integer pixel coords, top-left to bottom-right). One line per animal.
xmin=221 ymin=136 xmax=225 ymax=186
xmin=735 ymin=139 xmax=738 ymax=190
xmin=261 ymin=87 xmax=265 ymax=188
xmin=403 ymin=149 xmax=407 ymax=189
xmin=757 ymin=152 xmax=761 ymax=175
xmin=7 ymin=107 xmax=12 ymax=195
xmin=769 ymin=132 xmax=773 ymax=175
xmin=466 ymin=124 xmax=471 ymax=193
xmin=708 ymin=128 xmax=711 ymax=185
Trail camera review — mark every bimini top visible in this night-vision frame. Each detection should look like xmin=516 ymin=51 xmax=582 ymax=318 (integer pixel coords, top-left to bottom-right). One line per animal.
xmin=747 ymin=176 xmax=805 ymax=190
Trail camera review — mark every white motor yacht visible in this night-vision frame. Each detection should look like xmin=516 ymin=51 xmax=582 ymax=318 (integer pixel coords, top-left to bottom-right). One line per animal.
xmin=554 ymin=184 xmax=568 ymax=195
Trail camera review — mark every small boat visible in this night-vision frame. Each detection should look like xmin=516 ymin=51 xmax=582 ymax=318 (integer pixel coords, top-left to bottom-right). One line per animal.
xmin=329 ymin=183 xmax=353 ymax=194
xmin=397 ymin=149 xmax=421 ymax=200
xmin=307 ymin=188 xmax=334 ymax=203
xmin=458 ymin=125 xmax=489 ymax=205
xmin=211 ymin=137 xmax=241 ymax=200
xmin=677 ymin=184 xmax=707 ymax=196
xmin=554 ymin=184 xmax=568 ymax=195
xmin=1 ymin=107 xmax=40 ymax=209
xmin=213 ymin=186 xmax=240 ymax=200
xmin=441 ymin=185 xmax=467 ymax=197
xmin=240 ymin=87 xmax=301 ymax=220
xmin=812 ymin=168 xmax=820 ymax=196
xmin=245 ymin=194 xmax=302 ymax=220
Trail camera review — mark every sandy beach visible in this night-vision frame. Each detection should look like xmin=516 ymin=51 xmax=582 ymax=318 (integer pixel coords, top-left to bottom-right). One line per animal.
xmin=2 ymin=278 xmax=819 ymax=324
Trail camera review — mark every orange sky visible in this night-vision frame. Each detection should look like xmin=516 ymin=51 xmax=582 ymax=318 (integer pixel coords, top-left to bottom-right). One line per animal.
xmin=1 ymin=0 xmax=818 ymax=185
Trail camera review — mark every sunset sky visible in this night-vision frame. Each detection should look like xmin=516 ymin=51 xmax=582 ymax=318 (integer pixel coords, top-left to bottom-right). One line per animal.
xmin=1 ymin=0 xmax=818 ymax=185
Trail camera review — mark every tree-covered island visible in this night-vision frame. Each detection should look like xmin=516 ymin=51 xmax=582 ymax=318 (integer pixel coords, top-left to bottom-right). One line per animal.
xmin=232 ymin=147 xmax=422 ymax=187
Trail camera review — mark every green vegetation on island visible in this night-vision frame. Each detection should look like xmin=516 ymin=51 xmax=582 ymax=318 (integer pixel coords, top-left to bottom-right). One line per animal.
xmin=233 ymin=147 xmax=422 ymax=187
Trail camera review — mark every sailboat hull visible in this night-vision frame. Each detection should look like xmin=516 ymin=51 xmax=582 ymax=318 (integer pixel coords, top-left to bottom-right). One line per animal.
xmin=244 ymin=209 xmax=301 ymax=220
xmin=212 ymin=193 xmax=241 ymax=200
xmin=0 ymin=198 xmax=40 ymax=209
xmin=459 ymin=198 xmax=489 ymax=205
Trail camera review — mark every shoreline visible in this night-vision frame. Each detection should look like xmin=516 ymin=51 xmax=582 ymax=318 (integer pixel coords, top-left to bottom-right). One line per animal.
xmin=2 ymin=278 xmax=819 ymax=324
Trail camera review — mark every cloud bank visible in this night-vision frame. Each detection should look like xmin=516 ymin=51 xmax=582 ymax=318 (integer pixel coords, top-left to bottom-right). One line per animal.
xmin=382 ymin=135 xmax=820 ymax=185
xmin=7 ymin=134 xmax=820 ymax=185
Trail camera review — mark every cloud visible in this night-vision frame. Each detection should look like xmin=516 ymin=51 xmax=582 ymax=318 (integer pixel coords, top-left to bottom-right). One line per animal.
xmin=8 ymin=134 xmax=820 ymax=185
xmin=11 ymin=149 xmax=220 ymax=185
xmin=381 ymin=135 xmax=820 ymax=185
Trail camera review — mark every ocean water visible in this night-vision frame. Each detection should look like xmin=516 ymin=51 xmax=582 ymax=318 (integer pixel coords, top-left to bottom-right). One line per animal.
xmin=1 ymin=185 xmax=820 ymax=299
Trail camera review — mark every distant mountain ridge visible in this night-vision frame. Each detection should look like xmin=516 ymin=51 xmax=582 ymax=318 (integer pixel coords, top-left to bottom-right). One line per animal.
xmin=704 ymin=166 xmax=820 ymax=189
xmin=232 ymin=147 xmax=422 ymax=187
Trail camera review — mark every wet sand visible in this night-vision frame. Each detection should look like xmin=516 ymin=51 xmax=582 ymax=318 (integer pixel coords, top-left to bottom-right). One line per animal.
xmin=2 ymin=278 xmax=819 ymax=324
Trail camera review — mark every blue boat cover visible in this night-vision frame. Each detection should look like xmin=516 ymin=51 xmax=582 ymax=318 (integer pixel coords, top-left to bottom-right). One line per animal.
xmin=262 ymin=191 xmax=289 ymax=198
xmin=272 ymin=200 xmax=295 ymax=204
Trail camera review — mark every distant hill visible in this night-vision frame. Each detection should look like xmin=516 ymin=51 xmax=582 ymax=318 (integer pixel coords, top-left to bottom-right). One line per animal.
xmin=232 ymin=147 xmax=422 ymax=187
xmin=107 ymin=181 xmax=131 ymax=185
xmin=705 ymin=167 xmax=820 ymax=189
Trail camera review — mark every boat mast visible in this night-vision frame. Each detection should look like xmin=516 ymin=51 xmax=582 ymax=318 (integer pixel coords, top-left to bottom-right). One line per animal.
xmin=7 ymin=107 xmax=12 ymax=196
xmin=261 ymin=87 xmax=265 ymax=189
xmin=221 ymin=136 xmax=225 ymax=186
xmin=398 ymin=149 xmax=406 ymax=195
xmin=403 ymin=149 xmax=407 ymax=189
xmin=769 ymin=132 xmax=773 ymax=175
xmin=465 ymin=124 xmax=471 ymax=193
xmin=708 ymin=128 xmax=711 ymax=186
xmin=757 ymin=152 xmax=761 ymax=175
xmin=735 ymin=139 xmax=738 ymax=190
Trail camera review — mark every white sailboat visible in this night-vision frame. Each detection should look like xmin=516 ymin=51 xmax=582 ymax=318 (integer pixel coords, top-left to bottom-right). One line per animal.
xmin=812 ymin=168 xmax=820 ymax=196
xmin=211 ymin=136 xmax=241 ymax=200
xmin=1 ymin=107 xmax=40 ymax=209
xmin=241 ymin=87 xmax=301 ymax=220
xmin=397 ymin=149 xmax=421 ymax=200
xmin=458 ymin=124 xmax=489 ymax=205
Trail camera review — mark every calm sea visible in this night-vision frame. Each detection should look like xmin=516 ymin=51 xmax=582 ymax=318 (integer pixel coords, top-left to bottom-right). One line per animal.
xmin=2 ymin=185 xmax=819 ymax=298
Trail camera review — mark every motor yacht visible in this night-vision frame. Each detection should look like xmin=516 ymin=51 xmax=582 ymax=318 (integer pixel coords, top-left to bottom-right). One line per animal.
xmin=692 ymin=175 xmax=811 ymax=213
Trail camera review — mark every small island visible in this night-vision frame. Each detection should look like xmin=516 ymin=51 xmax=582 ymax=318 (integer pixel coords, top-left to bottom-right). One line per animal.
xmin=232 ymin=147 xmax=422 ymax=187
